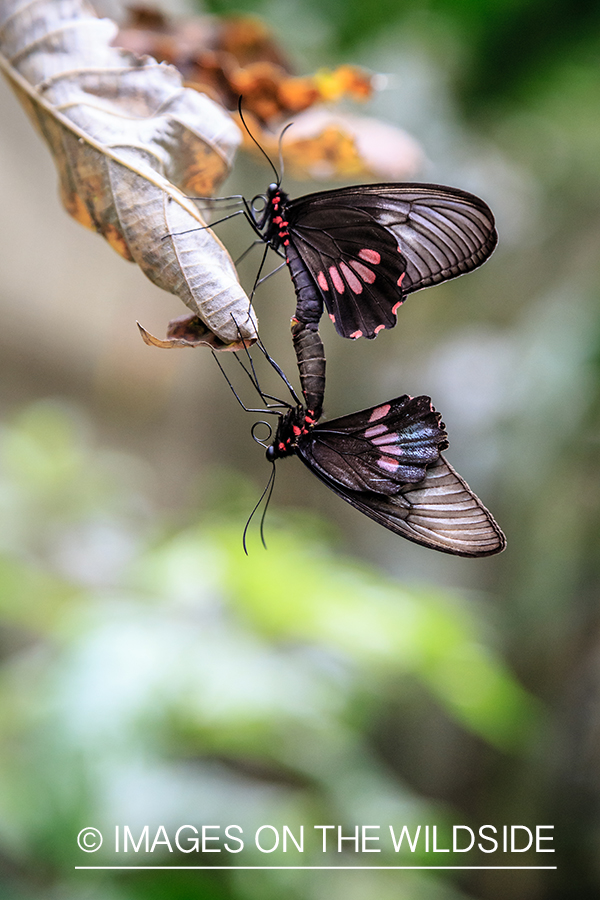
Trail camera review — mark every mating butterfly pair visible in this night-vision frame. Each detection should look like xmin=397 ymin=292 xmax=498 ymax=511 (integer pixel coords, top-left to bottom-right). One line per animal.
xmin=187 ymin=165 xmax=503 ymax=554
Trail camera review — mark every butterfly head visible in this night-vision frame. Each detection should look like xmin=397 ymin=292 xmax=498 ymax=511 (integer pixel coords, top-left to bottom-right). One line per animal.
xmin=265 ymin=405 xmax=315 ymax=462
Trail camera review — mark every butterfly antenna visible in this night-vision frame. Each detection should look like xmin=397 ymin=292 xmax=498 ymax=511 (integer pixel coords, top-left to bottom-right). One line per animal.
xmin=243 ymin=458 xmax=277 ymax=554
xmin=259 ymin=462 xmax=277 ymax=549
xmin=277 ymin=122 xmax=294 ymax=184
xmin=238 ymin=96 xmax=281 ymax=186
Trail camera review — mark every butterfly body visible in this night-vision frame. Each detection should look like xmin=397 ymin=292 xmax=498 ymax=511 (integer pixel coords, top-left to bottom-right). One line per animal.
xmin=251 ymin=181 xmax=497 ymax=339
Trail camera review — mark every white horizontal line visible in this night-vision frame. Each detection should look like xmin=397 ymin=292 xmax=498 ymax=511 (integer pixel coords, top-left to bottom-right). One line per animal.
xmin=75 ymin=865 xmax=558 ymax=871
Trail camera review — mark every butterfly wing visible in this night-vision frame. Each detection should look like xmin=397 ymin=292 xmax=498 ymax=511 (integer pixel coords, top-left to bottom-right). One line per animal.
xmin=303 ymin=453 xmax=505 ymax=557
xmin=299 ymin=394 xmax=449 ymax=492
xmin=286 ymin=183 xmax=497 ymax=339
xmin=294 ymin=395 xmax=505 ymax=556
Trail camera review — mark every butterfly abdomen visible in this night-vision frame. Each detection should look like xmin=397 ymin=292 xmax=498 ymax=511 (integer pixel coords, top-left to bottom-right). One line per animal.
xmin=291 ymin=318 xmax=326 ymax=420
xmin=285 ymin=242 xmax=324 ymax=327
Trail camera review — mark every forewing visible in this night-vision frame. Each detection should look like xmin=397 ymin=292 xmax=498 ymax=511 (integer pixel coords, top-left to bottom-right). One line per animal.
xmin=298 ymin=395 xmax=448 ymax=493
xmin=287 ymin=183 xmax=497 ymax=338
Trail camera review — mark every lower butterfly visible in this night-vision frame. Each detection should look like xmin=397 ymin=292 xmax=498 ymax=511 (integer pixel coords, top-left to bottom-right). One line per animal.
xmin=137 ymin=313 xmax=505 ymax=556
xmin=263 ymin=320 xmax=506 ymax=557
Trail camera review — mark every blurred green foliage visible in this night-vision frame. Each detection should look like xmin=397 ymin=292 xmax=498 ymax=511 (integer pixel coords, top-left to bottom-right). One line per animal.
xmin=0 ymin=402 xmax=537 ymax=898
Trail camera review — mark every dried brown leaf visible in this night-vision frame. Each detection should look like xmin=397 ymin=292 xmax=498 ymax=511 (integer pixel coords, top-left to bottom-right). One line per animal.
xmin=137 ymin=314 xmax=249 ymax=351
xmin=0 ymin=0 xmax=257 ymax=345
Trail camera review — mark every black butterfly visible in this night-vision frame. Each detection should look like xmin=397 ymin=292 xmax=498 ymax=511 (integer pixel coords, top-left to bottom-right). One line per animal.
xmin=247 ymin=182 xmax=497 ymax=340
xmin=262 ymin=320 xmax=505 ymax=557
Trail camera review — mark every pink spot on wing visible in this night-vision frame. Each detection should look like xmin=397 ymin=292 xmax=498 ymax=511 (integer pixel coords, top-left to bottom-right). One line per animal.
xmin=369 ymin=404 xmax=391 ymax=422
xmin=397 ymin=272 xmax=406 ymax=286
xmin=376 ymin=444 xmax=404 ymax=456
xmin=329 ymin=314 xmax=336 ymax=323
xmin=359 ymin=249 xmax=381 ymax=265
xmin=378 ymin=456 xmax=399 ymax=473
xmin=392 ymin=300 xmax=403 ymax=314
xmin=349 ymin=260 xmax=376 ymax=284
xmin=329 ymin=266 xmax=345 ymax=293
xmin=374 ymin=324 xmax=385 ymax=334
xmin=317 ymin=271 xmax=329 ymax=291
xmin=365 ymin=424 xmax=387 ymax=438
xmin=350 ymin=330 xmax=363 ymax=339
xmin=340 ymin=261 xmax=362 ymax=293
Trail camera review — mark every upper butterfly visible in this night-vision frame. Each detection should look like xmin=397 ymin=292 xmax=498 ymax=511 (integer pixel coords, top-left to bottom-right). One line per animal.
xmin=247 ymin=182 xmax=497 ymax=340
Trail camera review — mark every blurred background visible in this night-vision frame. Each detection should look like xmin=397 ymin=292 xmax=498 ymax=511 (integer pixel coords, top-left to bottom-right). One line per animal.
xmin=1 ymin=0 xmax=599 ymax=897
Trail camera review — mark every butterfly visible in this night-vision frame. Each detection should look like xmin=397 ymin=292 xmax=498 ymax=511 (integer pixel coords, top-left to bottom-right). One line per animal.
xmin=261 ymin=320 xmax=506 ymax=557
xmin=247 ymin=182 xmax=497 ymax=340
